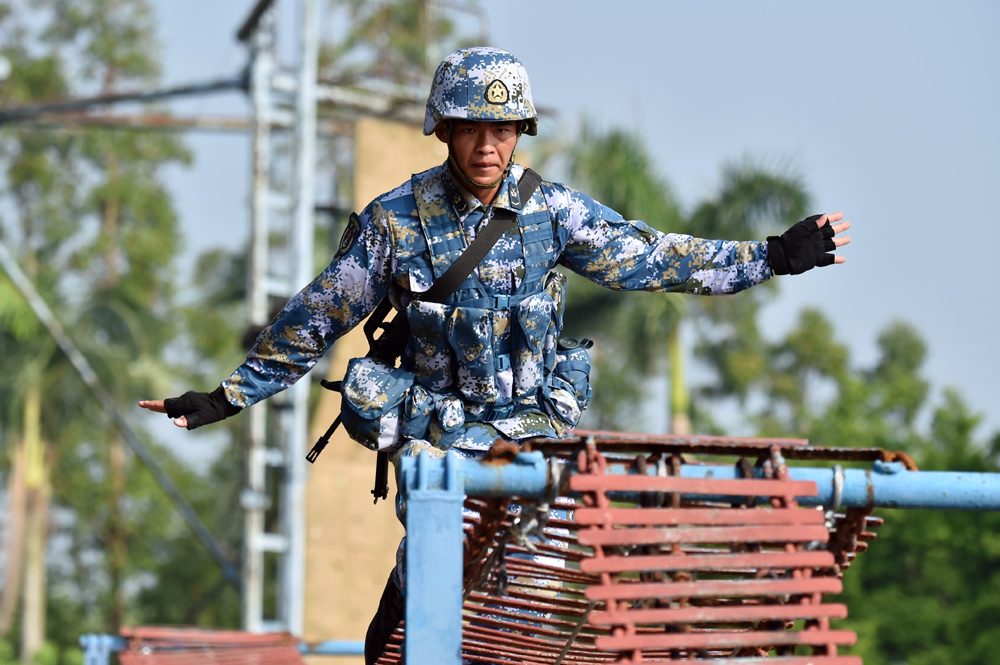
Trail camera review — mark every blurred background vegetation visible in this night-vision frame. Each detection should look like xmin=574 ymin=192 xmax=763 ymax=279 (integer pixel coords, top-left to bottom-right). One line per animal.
xmin=1 ymin=1 xmax=998 ymax=664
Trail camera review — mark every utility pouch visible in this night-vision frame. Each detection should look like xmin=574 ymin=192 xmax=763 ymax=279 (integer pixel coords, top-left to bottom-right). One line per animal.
xmin=541 ymin=337 xmax=594 ymax=429
xmin=340 ymin=356 xmax=422 ymax=451
xmin=447 ymin=306 xmax=500 ymax=402
xmin=514 ymin=291 xmax=557 ymax=397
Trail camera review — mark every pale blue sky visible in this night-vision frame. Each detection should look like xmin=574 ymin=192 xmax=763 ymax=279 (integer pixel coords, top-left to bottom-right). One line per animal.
xmin=154 ymin=1 xmax=1000 ymax=441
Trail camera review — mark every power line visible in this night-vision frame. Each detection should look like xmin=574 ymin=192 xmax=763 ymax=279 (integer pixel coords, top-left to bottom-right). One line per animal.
xmin=0 ymin=74 xmax=248 ymax=125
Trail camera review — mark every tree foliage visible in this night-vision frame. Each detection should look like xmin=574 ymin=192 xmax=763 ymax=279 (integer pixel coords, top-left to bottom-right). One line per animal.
xmin=0 ymin=2 xmax=239 ymax=662
xmin=320 ymin=0 xmax=464 ymax=87
xmin=696 ymin=304 xmax=1000 ymax=663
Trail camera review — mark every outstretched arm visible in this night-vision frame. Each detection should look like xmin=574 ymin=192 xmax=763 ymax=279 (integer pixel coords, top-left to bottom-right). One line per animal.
xmin=139 ymin=204 xmax=394 ymax=429
xmin=553 ymin=181 xmax=851 ymax=294
xmin=553 ymin=186 xmax=772 ymax=295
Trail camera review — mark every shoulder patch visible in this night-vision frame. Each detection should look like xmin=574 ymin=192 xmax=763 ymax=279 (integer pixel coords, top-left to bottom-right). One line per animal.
xmin=335 ymin=212 xmax=362 ymax=258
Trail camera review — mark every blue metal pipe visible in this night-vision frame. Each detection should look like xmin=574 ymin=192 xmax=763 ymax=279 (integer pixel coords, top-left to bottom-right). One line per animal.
xmin=402 ymin=452 xmax=465 ymax=665
xmin=79 ymin=635 xmax=126 ymax=665
xmin=397 ymin=452 xmax=1000 ymax=511
xmin=681 ymin=461 xmax=1000 ymax=511
xmin=399 ymin=450 xmax=549 ymax=497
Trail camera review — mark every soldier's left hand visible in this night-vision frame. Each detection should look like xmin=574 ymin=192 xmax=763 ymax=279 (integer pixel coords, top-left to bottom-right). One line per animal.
xmin=767 ymin=213 xmax=851 ymax=275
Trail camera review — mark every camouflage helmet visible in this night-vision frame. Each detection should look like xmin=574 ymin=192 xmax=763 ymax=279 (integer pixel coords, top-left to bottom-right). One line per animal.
xmin=423 ymin=47 xmax=538 ymax=136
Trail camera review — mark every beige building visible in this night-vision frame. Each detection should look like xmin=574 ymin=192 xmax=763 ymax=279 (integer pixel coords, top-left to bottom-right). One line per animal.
xmin=303 ymin=117 xmax=447 ymax=663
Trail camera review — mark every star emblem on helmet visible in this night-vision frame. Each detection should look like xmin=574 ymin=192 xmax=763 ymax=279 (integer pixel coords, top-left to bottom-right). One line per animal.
xmin=485 ymin=79 xmax=509 ymax=105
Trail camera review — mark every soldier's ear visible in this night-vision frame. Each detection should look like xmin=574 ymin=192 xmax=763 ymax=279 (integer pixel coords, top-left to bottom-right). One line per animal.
xmin=434 ymin=122 xmax=450 ymax=144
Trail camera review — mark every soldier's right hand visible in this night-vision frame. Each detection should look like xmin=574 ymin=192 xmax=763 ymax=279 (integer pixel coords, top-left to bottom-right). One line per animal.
xmin=139 ymin=386 xmax=242 ymax=430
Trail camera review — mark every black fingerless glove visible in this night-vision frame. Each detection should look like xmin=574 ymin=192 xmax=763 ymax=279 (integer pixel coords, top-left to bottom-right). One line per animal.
xmin=164 ymin=386 xmax=242 ymax=430
xmin=767 ymin=214 xmax=837 ymax=275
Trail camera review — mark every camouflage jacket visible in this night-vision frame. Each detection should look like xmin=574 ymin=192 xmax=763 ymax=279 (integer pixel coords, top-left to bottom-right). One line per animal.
xmin=222 ymin=162 xmax=772 ymax=439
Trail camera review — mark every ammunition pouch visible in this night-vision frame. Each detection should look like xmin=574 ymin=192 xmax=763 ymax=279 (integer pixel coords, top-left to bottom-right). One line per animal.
xmin=340 ymin=357 xmax=434 ymax=451
xmin=540 ymin=337 xmax=594 ymax=430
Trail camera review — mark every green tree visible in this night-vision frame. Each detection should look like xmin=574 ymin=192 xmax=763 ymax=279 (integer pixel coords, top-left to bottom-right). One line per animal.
xmin=37 ymin=0 xmax=195 ymax=644
xmin=321 ymin=0 xmax=462 ymax=86
xmin=0 ymin=7 xmax=82 ymax=660
xmin=0 ymin=1 xmax=245 ymax=660
xmin=841 ymin=392 xmax=1000 ymax=665
xmin=695 ymin=304 xmax=1000 ymax=663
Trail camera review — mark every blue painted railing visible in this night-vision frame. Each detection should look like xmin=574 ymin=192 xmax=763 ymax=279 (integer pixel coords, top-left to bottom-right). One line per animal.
xmin=397 ymin=451 xmax=1000 ymax=510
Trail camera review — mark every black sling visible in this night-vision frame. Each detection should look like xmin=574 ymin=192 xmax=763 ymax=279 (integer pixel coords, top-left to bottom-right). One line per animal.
xmin=307 ymin=168 xmax=543 ymax=504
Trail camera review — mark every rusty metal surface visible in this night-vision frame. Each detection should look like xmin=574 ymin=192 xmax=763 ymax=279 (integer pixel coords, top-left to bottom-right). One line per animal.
xmin=574 ymin=507 xmax=827 ymax=527
xmin=569 ymin=474 xmax=819 ymax=498
xmin=589 ymin=602 xmax=849 ymax=626
xmin=117 ymin=627 xmax=305 ymax=665
xmin=526 ymin=431 xmax=917 ymax=467
xmin=375 ymin=435 xmax=884 ymax=664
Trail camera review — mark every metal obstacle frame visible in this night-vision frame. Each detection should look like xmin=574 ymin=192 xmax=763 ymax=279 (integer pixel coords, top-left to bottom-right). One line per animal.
xmin=390 ymin=433 xmax=1000 ymax=664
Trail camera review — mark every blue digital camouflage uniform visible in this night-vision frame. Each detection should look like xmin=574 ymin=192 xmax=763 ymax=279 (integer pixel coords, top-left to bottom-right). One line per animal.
xmin=221 ymin=160 xmax=773 ymax=458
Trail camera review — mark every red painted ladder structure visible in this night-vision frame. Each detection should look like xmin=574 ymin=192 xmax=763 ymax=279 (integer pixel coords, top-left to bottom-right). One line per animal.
xmin=114 ymin=627 xmax=305 ymax=665
xmin=376 ymin=434 xmax=891 ymax=664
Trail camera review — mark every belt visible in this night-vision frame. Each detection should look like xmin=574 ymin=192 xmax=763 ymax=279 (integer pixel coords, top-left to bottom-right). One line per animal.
xmin=464 ymin=391 xmax=539 ymax=423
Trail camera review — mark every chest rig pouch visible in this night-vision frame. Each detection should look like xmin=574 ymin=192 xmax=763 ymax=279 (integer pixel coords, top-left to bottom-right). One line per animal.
xmin=339 ymin=355 xmax=433 ymax=451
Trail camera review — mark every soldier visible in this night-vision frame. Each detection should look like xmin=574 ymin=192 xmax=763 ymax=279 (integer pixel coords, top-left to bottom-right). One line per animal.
xmin=140 ymin=47 xmax=850 ymax=663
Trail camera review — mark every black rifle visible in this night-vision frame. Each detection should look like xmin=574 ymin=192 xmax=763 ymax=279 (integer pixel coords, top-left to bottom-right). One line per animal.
xmin=306 ymin=168 xmax=542 ymax=505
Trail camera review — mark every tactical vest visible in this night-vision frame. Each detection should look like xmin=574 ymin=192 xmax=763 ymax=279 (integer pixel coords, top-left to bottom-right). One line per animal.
xmin=336 ymin=167 xmax=593 ymax=455
xmin=398 ymin=170 xmax=564 ymax=423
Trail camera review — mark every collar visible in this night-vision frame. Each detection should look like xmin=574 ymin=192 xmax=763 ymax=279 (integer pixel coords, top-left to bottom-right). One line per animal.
xmin=441 ymin=162 xmax=521 ymax=220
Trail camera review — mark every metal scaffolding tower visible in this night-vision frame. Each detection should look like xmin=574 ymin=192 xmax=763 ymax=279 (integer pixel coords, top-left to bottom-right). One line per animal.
xmin=235 ymin=0 xmax=428 ymax=634
xmin=238 ymin=0 xmax=317 ymax=635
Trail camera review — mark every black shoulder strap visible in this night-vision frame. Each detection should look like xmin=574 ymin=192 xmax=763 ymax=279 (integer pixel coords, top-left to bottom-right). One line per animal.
xmin=419 ymin=168 xmax=542 ymax=304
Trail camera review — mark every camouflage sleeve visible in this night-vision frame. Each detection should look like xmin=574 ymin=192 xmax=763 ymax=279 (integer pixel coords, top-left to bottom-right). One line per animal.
xmin=222 ymin=201 xmax=393 ymax=407
xmin=548 ymin=185 xmax=773 ymax=295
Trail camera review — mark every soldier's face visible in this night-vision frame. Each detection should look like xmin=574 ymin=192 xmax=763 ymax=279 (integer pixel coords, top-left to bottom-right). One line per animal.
xmin=437 ymin=120 xmax=519 ymax=192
